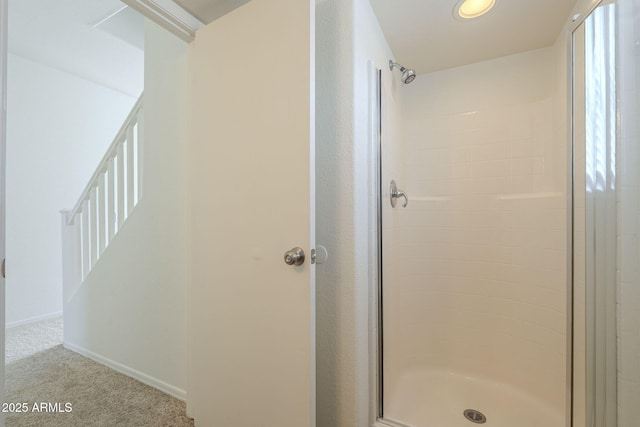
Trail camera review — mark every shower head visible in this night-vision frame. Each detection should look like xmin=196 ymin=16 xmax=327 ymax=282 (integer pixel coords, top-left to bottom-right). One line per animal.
xmin=389 ymin=60 xmax=416 ymax=84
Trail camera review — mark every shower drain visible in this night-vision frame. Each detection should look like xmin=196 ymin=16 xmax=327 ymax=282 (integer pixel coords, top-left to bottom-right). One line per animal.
xmin=463 ymin=409 xmax=487 ymax=424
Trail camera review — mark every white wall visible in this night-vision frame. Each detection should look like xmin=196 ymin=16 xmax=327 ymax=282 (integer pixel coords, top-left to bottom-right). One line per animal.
xmin=316 ymin=0 xmax=397 ymax=425
xmin=315 ymin=0 xmax=357 ymax=423
xmin=6 ymin=54 xmax=137 ymax=327
xmin=383 ymin=45 xmax=568 ymax=425
xmin=63 ymin=20 xmax=188 ymax=398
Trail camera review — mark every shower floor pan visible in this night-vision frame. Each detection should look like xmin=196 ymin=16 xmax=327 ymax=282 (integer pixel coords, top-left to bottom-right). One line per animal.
xmin=383 ymin=369 xmax=564 ymax=427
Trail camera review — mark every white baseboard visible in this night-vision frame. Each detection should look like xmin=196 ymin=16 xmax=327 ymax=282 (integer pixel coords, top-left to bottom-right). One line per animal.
xmin=6 ymin=311 xmax=63 ymax=329
xmin=63 ymin=341 xmax=186 ymax=401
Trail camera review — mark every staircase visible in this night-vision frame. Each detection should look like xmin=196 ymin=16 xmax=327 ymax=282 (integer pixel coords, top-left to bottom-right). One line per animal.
xmin=60 ymin=95 xmax=143 ymax=300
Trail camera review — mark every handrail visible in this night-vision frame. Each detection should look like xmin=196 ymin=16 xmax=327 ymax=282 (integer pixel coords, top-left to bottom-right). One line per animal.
xmin=67 ymin=93 xmax=143 ymax=223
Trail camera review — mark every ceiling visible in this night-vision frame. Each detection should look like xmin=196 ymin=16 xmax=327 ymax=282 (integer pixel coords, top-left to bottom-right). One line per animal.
xmin=161 ymin=0 xmax=578 ymax=75
xmin=7 ymin=0 xmax=578 ymax=95
xmin=369 ymin=0 xmax=577 ymax=75
xmin=173 ymin=0 xmax=250 ymax=24
xmin=8 ymin=0 xmax=144 ymax=97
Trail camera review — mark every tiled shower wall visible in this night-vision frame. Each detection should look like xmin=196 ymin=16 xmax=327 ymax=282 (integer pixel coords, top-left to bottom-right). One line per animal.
xmin=383 ymin=45 xmax=568 ymax=416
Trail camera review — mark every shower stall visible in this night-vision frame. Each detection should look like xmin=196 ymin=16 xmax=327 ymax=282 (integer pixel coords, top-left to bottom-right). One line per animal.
xmin=371 ymin=1 xmax=639 ymax=426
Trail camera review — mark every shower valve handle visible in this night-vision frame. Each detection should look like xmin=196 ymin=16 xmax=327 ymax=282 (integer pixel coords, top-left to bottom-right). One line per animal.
xmin=390 ymin=180 xmax=408 ymax=208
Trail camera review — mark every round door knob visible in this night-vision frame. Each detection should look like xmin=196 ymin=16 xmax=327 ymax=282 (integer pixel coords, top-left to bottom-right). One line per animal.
xmin=284 ymin=247 xmax=305 ymax=266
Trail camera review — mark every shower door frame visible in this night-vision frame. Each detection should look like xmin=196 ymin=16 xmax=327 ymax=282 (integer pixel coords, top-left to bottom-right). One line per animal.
xmin=369 ymin=61 xmax=408 ymax=427
xmin=367 ymin=61 xmax=435 ymax=427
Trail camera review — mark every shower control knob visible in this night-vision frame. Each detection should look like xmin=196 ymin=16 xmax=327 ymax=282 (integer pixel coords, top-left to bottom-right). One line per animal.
xmin=284 ymin=247 xmax=305 ymax=266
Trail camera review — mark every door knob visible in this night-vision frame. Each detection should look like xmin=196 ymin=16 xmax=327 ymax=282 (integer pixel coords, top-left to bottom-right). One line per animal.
xmin=284 ymin=247 xmax=305 ymax=266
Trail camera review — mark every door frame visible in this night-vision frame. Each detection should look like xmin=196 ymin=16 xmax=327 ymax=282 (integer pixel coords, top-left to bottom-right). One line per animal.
xmin=0 ymin=0 xmax=8 ymax=425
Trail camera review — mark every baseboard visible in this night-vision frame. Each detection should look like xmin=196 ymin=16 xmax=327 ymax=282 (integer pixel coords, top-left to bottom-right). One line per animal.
xmin=63 ymin=341 xmax=186 ymax=401
xmin=6 ymin=311 xmax=63 ymax=329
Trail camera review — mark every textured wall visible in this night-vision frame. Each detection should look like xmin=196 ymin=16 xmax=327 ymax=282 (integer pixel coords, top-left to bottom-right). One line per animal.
xmin=316 ymin=0 xmax=396 ymax=425
xmin=315 ymin=0 xmax=357 ymax=423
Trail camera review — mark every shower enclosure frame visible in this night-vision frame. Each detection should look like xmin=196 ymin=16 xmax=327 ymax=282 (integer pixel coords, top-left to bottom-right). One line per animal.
xmin=368 ymin=60 xmax=408 ymax=427
xmin=367 ymin=1 xmax=614 ymax=419
xmin=570 ymin=1 xmax=618 ymax=426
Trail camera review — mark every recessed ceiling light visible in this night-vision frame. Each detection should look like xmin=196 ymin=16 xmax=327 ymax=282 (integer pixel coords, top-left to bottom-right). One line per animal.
xmin=455 ymin=0 xmax=496 ymax=20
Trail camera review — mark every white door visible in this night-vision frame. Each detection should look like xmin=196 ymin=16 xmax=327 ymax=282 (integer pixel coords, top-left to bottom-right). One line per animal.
xmin=0 ymin=1 xmax=7 ymax=426
xmin=187 ymin=0 xmax=315 ymax=426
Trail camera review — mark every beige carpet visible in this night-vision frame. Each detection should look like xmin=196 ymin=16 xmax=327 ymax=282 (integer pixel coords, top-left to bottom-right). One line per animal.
xmin=6 ymin=318 xmax=64 ymax=364
xmin=5 ymin=318 xmax=194 ymax=427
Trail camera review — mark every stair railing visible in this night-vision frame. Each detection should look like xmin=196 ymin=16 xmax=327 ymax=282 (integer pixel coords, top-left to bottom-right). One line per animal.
xmin=61 ymin=94 xmax=144 ymax=293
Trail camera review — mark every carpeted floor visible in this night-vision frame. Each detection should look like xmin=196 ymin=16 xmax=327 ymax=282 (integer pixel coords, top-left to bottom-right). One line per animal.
xmin=5 ymin=318 xmax=194 ymax=427
xmin=6 ymin=318 xmax=64 ymax=364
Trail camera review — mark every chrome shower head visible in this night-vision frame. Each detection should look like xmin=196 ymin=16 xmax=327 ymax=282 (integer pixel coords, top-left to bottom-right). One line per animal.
xmin=401 ymin=68 xmax=416 ymax=84
xmin=389 ymin=60 xmax=416 ymax=84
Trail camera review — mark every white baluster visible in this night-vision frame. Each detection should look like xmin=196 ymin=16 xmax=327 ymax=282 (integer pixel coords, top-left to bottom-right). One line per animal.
xmin=61 ymin=210 xmax=84 ymax=303
xmin=71 ymin=217 xmax=82 ymax=300
xmin=108 ymin=157 xmax=115 ymax=241
xmin=136 ymin=109 xmax=144 ymax=203
xmin=126 ymin=125 xmax=135 ymax=216
xmin=98 ymin=172 xmax=106 ymax=256
xmin=60 ymin=210 xmax=75 ymax=298
xmin=81 ymin=201 xmax=90 ymax=279
xmin=117 ymin=140 xmax=125 ymax=227
xmin=90 ymin=186 xmax=98 ymax=268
